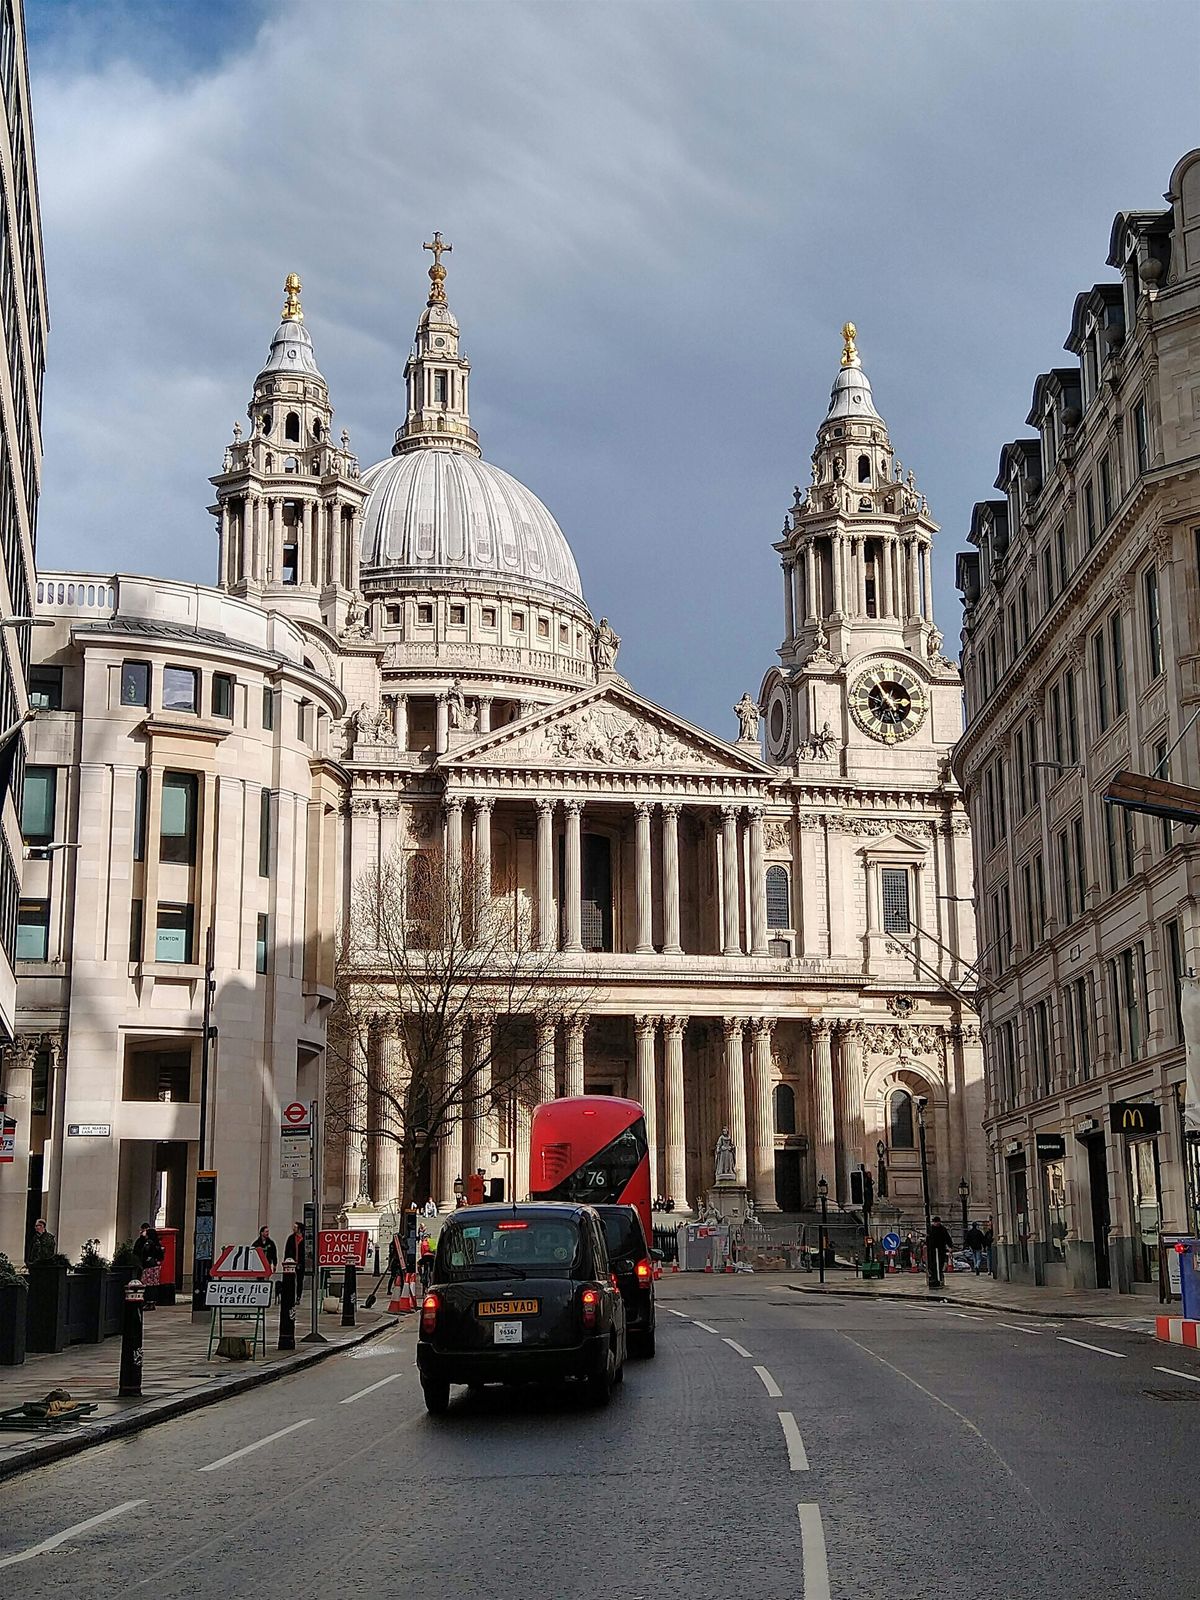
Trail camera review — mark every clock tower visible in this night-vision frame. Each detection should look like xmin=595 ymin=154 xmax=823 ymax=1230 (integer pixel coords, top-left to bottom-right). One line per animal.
xmin=758 ymin=326 xmax=963 ymax=788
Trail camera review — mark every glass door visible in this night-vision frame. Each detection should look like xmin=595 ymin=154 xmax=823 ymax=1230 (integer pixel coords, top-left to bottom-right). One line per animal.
xmin=1126 ymin=1137 xmax=1160 ymax=1284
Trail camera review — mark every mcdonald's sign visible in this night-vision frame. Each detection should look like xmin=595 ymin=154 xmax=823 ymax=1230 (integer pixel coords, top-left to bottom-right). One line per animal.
xmin=1111 ymin=1100 xmax=1161 ymax=1137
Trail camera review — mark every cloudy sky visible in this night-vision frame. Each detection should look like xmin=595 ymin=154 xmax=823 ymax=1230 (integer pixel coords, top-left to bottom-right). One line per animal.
xmin=24 ymin=0 xmax=1200 ymax=737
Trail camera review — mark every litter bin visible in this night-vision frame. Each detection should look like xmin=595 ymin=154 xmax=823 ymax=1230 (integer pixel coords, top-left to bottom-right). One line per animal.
xmin=1177 ymin=1240 xmax=1200 ymax=1320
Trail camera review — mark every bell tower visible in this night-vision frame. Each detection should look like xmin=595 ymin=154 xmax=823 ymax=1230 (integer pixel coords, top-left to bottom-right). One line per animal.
xmin=211 ymin=274 xmax=368 ymax=631
xmin=392 ymin=233 xmax=480 ymax=459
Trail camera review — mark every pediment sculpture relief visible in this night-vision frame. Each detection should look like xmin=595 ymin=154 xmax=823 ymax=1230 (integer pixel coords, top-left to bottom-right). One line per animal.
xmin=490 ymin=702 xmax=712 ymax=769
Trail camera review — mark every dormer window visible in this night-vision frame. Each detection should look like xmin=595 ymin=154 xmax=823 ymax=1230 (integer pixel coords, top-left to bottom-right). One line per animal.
xmin=284 ymin=412 xmax=301 ymax=443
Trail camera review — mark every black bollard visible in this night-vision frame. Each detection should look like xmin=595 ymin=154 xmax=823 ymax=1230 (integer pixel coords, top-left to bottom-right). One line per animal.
xmin=278 ymin=1260 xmax=296 ymax=1350
xmin=341 ymin=1264 xmax=356 ymax=1327
xmin=118 ymin=1278 xmax=144 ymax=1397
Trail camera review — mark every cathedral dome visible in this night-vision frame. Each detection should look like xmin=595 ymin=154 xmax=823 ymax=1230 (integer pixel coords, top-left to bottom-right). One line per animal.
xmin=358 ymin=447 xmax=585 ymax=603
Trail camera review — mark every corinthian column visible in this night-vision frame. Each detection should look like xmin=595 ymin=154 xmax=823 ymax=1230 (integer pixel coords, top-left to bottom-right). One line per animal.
xmin=563 ymin=799 xmax=583 ymax=952
xmin=372 ymin=1019 xmax=404 ymax=1213
xmin=723 ymin=1017 xmax=748 ymax=1186
xmin=536 ymin=798 xmax=556 ymax=950
xmin=663 ymin=1016 xmax=689 ymax=1211
xmin=720 ymin=805 xmax=741 ymax=956
xmin=749 ymin=1017 xmax=778 ymax=1211
xmin=812 ymin=1019 xmax=836 ymax=1198
xmin=836 ymin=1020 xmax=865 ymax=1204
xmin=782 ymin=558 xmax=796 ymax=642
xmin=473 ymin=796 xmax=493 ymax=937
xmin=748 ymin=807 xmax=768 ymax=955
xmin=661 ymin=803 xmax=683 ymax=955
xmin=634 ymin=801 xmax=654 ymax=953
xmin=634 ymin=1015 xmax=660 ymax=1196
xmin=565 ymin=1016 xmax=586 ymax=1097
xmin=439 ymin=1022 xmax=464 ymax=1211
xmin=535 ymin=1017 xmax=557 ymax=1105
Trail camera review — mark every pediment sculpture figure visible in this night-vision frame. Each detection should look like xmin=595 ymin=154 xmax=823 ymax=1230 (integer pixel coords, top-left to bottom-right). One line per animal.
xmin=446 ymin=678 xmax=466 ymax=731
xmin=734 ymin=692 xmax=760 ymax=742
xmin=593 ymin=617 xmax=621 ymax=672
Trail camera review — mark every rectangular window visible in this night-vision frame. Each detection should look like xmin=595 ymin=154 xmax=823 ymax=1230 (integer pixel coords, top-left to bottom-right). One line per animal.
xmin=21 ymin=765 xmax=56 ymax=845
xmin=449 ymin=604 xmax=466 ymax=626
xmin=1104 ymin=801 xmax=1120 ymax=893
xmin=160 ymin=771 xmax=199 ymax=865
xmin=1057 ymin=830 xmax=1073 ymax=925
xmin=120 ymin=660 xmax=150 ymax=707
xmin=129 ymin=897 xmax=143 ymax=962
xmin=1064 ymin=671 xmax=1079 ymax=763
xmin=1021 ymin=862 xmax=1035 ymax=950
xmin=262 ymin=686 xmax=274 ymax=730
xmin=1084 ymin=480 xmax=1096 ymax=548
xmin=162 ymin=665 xmax=198 ymax=714
xmin=1133 ymin=398 xmax=1149 ymax=475
xmin=1000 ymin=884 xmax=1013 ymax=971
xmin=481 ymin=606 xmax=496 ymax=628
xmin=1001 ymin=1019 xmax=1018 ymax=1102
xmin=434 ymin=373 xmax=447 ymax=404
xmin=1014 ymin=728 xmax=1027 ymax=817
xmin=133 ymin=768 xmax=148 ymax=862
xmin=1122 ymin=946 xmax=1144 ymax=1062
xmin=1093 ymin=631 xmax=1110 ymax=732
xmin=537 ymin=616 xmax=551 ymax=638
xmin=1072 ymin=816 xmax=1086 ymax=916
xmin=1041 ymin=546 xmax=1054 ymax=611
xmin=1034 ymin=855 xmax=1046 ymax=944
xmin=28 ymin=666 xmax=62 ymax=711
xmin=1099 ymin=451 xmax=1113 ymax=523
xmin=984 ymin=767 xmax=997 ymax=850
xmin=256 ymin=912 xmax=269 ymax=975
xmin=416 ymin=603 xmax=433 ymax=625
xmin=1144 ymin=567 xmax=1163 ymax=678
xmin=1155 ymin=739 xmax=1173 ymax=852
xmin=16 ymin=899 xmax=49 ymax=961
xmin=155 ymin=903 xmax=194 ymax=963
xmin=259 ymin=786 xmax=272 ymax=878
xmin=1166 ymin=918 xmax=1185 ymax=1043
xmin=880 ymin=868 xmax=911 ymax=935
xmin=1109 ymin=612 xmax=1126 ymax=714
xmin=296 ymin=699 xmax=307 ymax=743
xmin=511 ymin=611 xmax=525 ymax=633
xmin=1074 ymin=975 xmax=1092 ymax=1082
xmin=1050 ymin=683 xmax=1064 ymax=768
xmin=1121 ymin=804 xmax=1137 ymax=880
xmin=212 ymin=673 xmax=234 ymax=719
xmin=1028 ymin=718 xmax=1041 ymax=804
xmin=1056 ymin=523 xmax=1068 ymax=589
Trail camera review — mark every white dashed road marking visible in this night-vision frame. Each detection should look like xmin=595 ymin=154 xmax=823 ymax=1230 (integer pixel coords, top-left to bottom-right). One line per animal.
xmin=667 ymin=1308 xmax=688 ymax=1318
xmin=340 ymin=1373 xmax=401 ymax=1404
xmin=778 ymin=1411 xmax=810 ymax=1471
xmin=692 ymin=1320 xmax=718 ymax=1334
xmin=995 ymin=1321 xmax=1044 ymax=1335
xmin=723 ymin=1338 xmax=753 ymax=1357
xmin=1154 ymin=1365 xmax=1200 ymax=1383
xmin=0 ymin=1501 xmax=146 ymax=1568
xmin=946 ymin=1312 xmax=983 ymax=1321
xmin=755 ymin=1365 xmax=783 ymax=1398
xmin=1058 ymin=1336 xmax=1126 ymax=1359
xmin=797 ymin=1503 xmax=831 ymax=1600
xmin=199 ymin=1418 xmax=314 ymax=1472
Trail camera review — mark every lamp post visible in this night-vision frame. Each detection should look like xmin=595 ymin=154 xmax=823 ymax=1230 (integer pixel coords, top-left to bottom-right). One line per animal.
xmin=916 ymin=1099 xmax=934 ymax=1288
xmin=817 ymin=1174 xmax=828 ymax=1285
xmin=958 ymin=1175 xmax=970 ymax=1246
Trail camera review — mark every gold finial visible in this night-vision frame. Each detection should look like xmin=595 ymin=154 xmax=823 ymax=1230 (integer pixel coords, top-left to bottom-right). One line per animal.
xmin=841 ymin=321 xmax=860 ymax=368
xmin=281 ymin=273 xmax=303 ymax=323
xmin=423 ymin=231 xmax=452 ymax=305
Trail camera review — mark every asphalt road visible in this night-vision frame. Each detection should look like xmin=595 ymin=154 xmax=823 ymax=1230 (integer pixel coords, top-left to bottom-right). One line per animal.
xmin=2 ymin=1279 xmax=1198 ymax=1599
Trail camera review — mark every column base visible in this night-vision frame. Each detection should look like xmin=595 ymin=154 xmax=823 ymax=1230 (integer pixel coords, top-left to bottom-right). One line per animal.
xmin=662 ymin=943 xmax=684 ymax=957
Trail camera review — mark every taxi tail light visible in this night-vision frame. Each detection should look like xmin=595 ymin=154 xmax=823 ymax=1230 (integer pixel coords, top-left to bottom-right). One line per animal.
xmin=580 ymin=1287 xmax=600 ymax=1330
xmin=420 ymin=1293 xmax=440 ymax=1335
xmin=635 ymin=1258 xmax=652 ymax=1285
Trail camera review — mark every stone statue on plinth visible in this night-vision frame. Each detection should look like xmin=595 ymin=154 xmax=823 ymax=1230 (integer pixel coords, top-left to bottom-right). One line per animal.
xmin=714 ymin=1126 xmax=736 ymax=1183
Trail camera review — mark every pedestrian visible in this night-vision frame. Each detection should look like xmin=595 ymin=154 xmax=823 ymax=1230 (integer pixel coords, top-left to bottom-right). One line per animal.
xmin=253 ymin=1224 xmax=278 ymax=1270
xmin=899 ymin=1232 xmax=914 ymax=1272
xmin=982 ymin=1217 xmax=995 ymax=1277
xmin=284 ymin=1220 xmax=307 ymax=1302
xmin=418 ymin=1230 xmax=435 ymax=1294
xmin=404 ymin=1204 xmax=420 ymax=1275
xmin=466 ymin=1167 xmax=486 ymax=1205
xmin=964 ymin=1221 xmax=986 ymax=1275
xmin=422 ymin=1197 xmax=438 ymax=1219
xmin=132 ymin=1221 xmax=164 ymax=1310
xmin=927 ymin=1216 xmax=953 ymax=1288
xmin=24 ymin=1217 xmax=56 ymax=1265
xmin=386 ymin=1231 xmax=404 ymax=1293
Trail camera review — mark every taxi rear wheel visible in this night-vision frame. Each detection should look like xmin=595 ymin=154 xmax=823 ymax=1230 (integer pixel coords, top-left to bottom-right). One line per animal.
xmin=587 ymin=1342 xmax=615 ymax=1407
xmin=421 ymin=1376 xmax=450 ymax=1416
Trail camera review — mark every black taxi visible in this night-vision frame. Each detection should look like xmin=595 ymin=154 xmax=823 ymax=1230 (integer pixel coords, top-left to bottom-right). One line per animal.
xmin=415 ymin=1202 xmax=627 ymax=1414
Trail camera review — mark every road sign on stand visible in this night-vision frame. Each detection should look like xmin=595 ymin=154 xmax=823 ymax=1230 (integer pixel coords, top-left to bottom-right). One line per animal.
xmin=881 ymin=1232 xmax=901 ymax=1253
xmin=206 ymin=1279 xmax=273 ymax=1308
xmin=317 ymin=1229 xmax=370 ymax=1269
xmin=210 ymin=1243 xmax=274 ymax=1279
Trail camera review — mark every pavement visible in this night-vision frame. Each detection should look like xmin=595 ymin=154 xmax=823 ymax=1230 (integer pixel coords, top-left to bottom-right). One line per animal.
xmin=782 ymin=1264 xmax=1164 ymax=1325
xmin=0 ymin=1297 xmax=396 ymax=1482
xmin=2 ymin=1274 xmax=1199 ymax=1597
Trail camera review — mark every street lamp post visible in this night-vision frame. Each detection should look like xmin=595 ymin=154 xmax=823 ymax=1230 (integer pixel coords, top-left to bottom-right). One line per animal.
xmin=958 ymin=1175 xmax=970 ymax=1246
xmin=916 ymin=1098 xmax=934 ymax=1288
xmin=817 ymin=1174 xmax=828 ymax=1285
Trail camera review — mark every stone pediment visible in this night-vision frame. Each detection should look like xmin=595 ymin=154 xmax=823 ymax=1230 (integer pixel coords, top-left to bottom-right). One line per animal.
xmin=856 ymin=828 xmax=930 ymax=859
xmin=442 ymin=684 xmax=772 ymax=777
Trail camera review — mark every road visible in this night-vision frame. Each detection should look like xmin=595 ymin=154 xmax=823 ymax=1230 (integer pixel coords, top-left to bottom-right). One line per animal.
xmin=2 ymin=1278 xmax=1198 ymax=1598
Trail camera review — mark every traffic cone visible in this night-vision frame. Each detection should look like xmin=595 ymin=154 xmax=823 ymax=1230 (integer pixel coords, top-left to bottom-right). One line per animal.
xmin=671 ymin=1258 xmax=680 ymax=1273
xmin=389 ymin=1272 xmax=418 ymax=1314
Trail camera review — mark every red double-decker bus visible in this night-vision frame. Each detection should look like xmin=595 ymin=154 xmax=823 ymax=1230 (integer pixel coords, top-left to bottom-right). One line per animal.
xmin=528 ymin=1096 xmax=651 ymax=1239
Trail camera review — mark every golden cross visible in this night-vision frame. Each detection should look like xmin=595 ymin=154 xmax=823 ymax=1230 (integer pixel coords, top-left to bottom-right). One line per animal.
xmin=423 ymin=232 xmax=452 ymax=268
xmin=282 ymin=272 xmax=303 ymax=323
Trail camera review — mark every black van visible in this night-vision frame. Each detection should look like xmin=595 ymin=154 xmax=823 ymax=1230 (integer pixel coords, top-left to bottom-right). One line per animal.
xmin=416 ymin=1202 xmax=627 ymax=1414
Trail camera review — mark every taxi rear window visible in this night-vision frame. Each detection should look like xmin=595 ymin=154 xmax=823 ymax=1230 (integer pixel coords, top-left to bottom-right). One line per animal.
xmin=437 ymin=1217 xmax=583 ymax=1278
xmin=600 ymin=1208 xmax=643 ymax=1259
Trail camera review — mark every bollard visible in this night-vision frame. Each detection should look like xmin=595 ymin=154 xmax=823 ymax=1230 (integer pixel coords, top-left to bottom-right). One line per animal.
xmin=278 ymin=1259 xmax=297 ymax=1351
xmin=119 ymin=1277 xmax=145 ymax=1397
xmin=341 ymin=1264 xmax=356 ymax=1327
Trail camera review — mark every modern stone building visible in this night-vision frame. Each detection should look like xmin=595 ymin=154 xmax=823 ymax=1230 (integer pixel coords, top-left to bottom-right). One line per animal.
xmin=954 ymin=148 xmax=1200 ymax=1293
xmin=0 ymin=0 xmax=47 ymax=1253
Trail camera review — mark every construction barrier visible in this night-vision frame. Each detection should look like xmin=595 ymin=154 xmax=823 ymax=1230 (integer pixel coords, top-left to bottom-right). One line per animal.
xmin=1156 ymin=1315 xmax=1200 ymax=1348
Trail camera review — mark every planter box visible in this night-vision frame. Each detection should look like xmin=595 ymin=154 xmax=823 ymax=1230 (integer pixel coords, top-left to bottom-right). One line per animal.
xmin=0 ymin=1280 xmax=27 ymax=1365
xmin=25 ymin=1260 xmax=68 ymax=1353
xmin=65 ymin=1270 xmax=105 ymax=1345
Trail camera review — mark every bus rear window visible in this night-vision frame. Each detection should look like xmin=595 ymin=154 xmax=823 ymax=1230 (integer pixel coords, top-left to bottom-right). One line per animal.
xmin=537 ymin=1123 xmax=646 ymax=1206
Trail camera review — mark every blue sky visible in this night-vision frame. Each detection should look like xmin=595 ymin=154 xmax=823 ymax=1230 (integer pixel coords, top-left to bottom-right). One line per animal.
xmin=23 ymin=0 xmax=1200 ymax=738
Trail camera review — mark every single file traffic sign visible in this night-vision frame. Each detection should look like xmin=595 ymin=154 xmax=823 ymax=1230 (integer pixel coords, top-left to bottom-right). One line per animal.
xmin=210 ymin=1244 xmax=274 ymax=1279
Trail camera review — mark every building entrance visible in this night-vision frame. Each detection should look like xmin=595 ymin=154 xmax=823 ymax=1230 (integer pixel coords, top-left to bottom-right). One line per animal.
xmin=774 ymin=1148 xmax=803 ymax=1212
xmin=1085 ymin=1134 xmax=1111 ymax=1289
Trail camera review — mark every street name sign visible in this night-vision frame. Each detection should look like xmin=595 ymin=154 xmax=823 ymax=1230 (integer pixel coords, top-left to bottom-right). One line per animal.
xmin=67 ymin=1123 xmax=112 ymax=1137
xmin=206 ymin=1279 xmax=273 ymax=1309
xmin=210 ymin=1243 xmax=274 ymax=1279
xmin=317 ymin=1229 xmax=370 ymax=1268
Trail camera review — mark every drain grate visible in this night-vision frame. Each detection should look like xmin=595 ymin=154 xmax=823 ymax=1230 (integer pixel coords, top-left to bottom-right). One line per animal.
xmin=1143 ymin=1387 xmax=1200 ymax=1402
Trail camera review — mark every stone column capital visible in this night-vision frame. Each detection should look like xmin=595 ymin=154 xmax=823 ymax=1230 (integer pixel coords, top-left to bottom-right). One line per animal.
xmin=660 ymin=800 xmax=681 ymax=819
xmin=746 ymin=804 xmax=764 ymax=823
xmin=723 ymin=1016 xmax=746 ymax=1041
xmin=663 ymin=1014 xmax=688 ymax=1039
xmin=474 ymin=795 xmax=495 ymax=816
xmin=564 ymin=798 xmax=583 ymax=817
xmin=634 ymin=1014 xmax=659 ymax=1038
xmin=444 ymin=794 xmax=465 ymax=815
xmin=536 ymin=796 xmax=556 ymax=818
xmin=566 ymin=1015 xmax=588 ymax=1039
xmin=634 ymin=799 xmax=653 ymax=819
xmin=749 ymin=1016 xmax=776 ymax=1040
xmin=720 ymin=803 xmax=739 ymax=825
xmin=811 ymin=1018 xmax=832 ymax=1040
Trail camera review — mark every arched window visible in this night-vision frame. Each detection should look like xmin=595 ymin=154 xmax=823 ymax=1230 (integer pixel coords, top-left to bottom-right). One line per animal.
xmin=284 ymin=411 xmax=300 ymax=443
xmin=766 ymin=864 xmax=790 ymax=928
xmin=773 ymin=1082 xmax=796 ymax=1135
xmin=857 ymin=453 xmax=871 ymax=483
xmin=260 ymin=410 xmax=272 ymax=435
xmin=312 ymin=419 xmax=323 ymax=440
xmin=889 ymin=1090 xmax=915 ymax=1149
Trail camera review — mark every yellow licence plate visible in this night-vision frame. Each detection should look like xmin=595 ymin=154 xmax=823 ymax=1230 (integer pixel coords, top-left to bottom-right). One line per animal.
xmin=477 ymin=1299 xmax=540 ymax=1316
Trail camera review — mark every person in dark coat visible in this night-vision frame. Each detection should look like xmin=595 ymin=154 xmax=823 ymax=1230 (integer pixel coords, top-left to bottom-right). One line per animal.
xmin=964 ymin=1222 xmax=986 ymax=1275
xmin=253 ymin=1225 xmax=278 ymax=1270
xmin=927 ymin=1217 xmax=954 ymax=1288
xmin=284 ymin=1221 xmax=307 ymax=1302
xmin=132 ymin=1222 xmax=164 ymax=1310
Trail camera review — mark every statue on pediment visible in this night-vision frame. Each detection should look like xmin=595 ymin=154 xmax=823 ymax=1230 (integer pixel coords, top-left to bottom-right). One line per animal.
xmin=734 ymin=692 xmax=760 ymax=742
xmin=593 ymin=618 xmax=621 ymax=672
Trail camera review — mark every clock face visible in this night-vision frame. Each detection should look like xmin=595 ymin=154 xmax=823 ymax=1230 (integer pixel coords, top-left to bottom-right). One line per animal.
xmin=850 ymin=664 xmax=928 ymax=743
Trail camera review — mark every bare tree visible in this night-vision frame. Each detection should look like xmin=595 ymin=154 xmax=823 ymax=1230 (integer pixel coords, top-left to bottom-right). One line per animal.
xmin=326 ymin=844 xmax=593 ymax=1214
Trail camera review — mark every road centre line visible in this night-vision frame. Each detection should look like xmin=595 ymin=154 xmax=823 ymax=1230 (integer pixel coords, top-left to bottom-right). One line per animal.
xmin=199 ymin=1418 xmax=314 ymax=1472
xmin=667 ymin=1308 xmax=688 ymax=1318
xmin=797 ymin=1503 xmax=831 ymax=1600
xmin=340 ymin=1373 xmax=401 ymax=1404
xmin=778 ymin=1411 xmax=810 ymax=1471
xmin=692 ymin=1320 xmax=718 ymax=1334
xmin=946 ymin=1312 xmax=983 ymax=1320
xmin=1058 ymin=1336 xmax=1126 ymax=1359
xmin=0 ymin=1501 xmax=146 ymax=1568
xmin=755 ymin=1365 xmax=783 ymax=1398
xmin=995 ymin=1322 xmax=1044 ymax=1335
xmin=723 ymin=1337 xmax=753 ymax=1357
xmin=1154 ymin=1365 xmax=1200 ymax=1383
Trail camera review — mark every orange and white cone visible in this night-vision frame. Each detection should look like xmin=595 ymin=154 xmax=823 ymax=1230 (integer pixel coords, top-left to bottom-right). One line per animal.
xmin=389 ymin=1272 xmax=418 ymax=1314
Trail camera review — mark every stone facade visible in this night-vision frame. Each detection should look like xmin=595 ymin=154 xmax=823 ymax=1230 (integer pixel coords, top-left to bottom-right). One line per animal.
xmin=954 ymin=149 xmax=1200 ymax=1292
